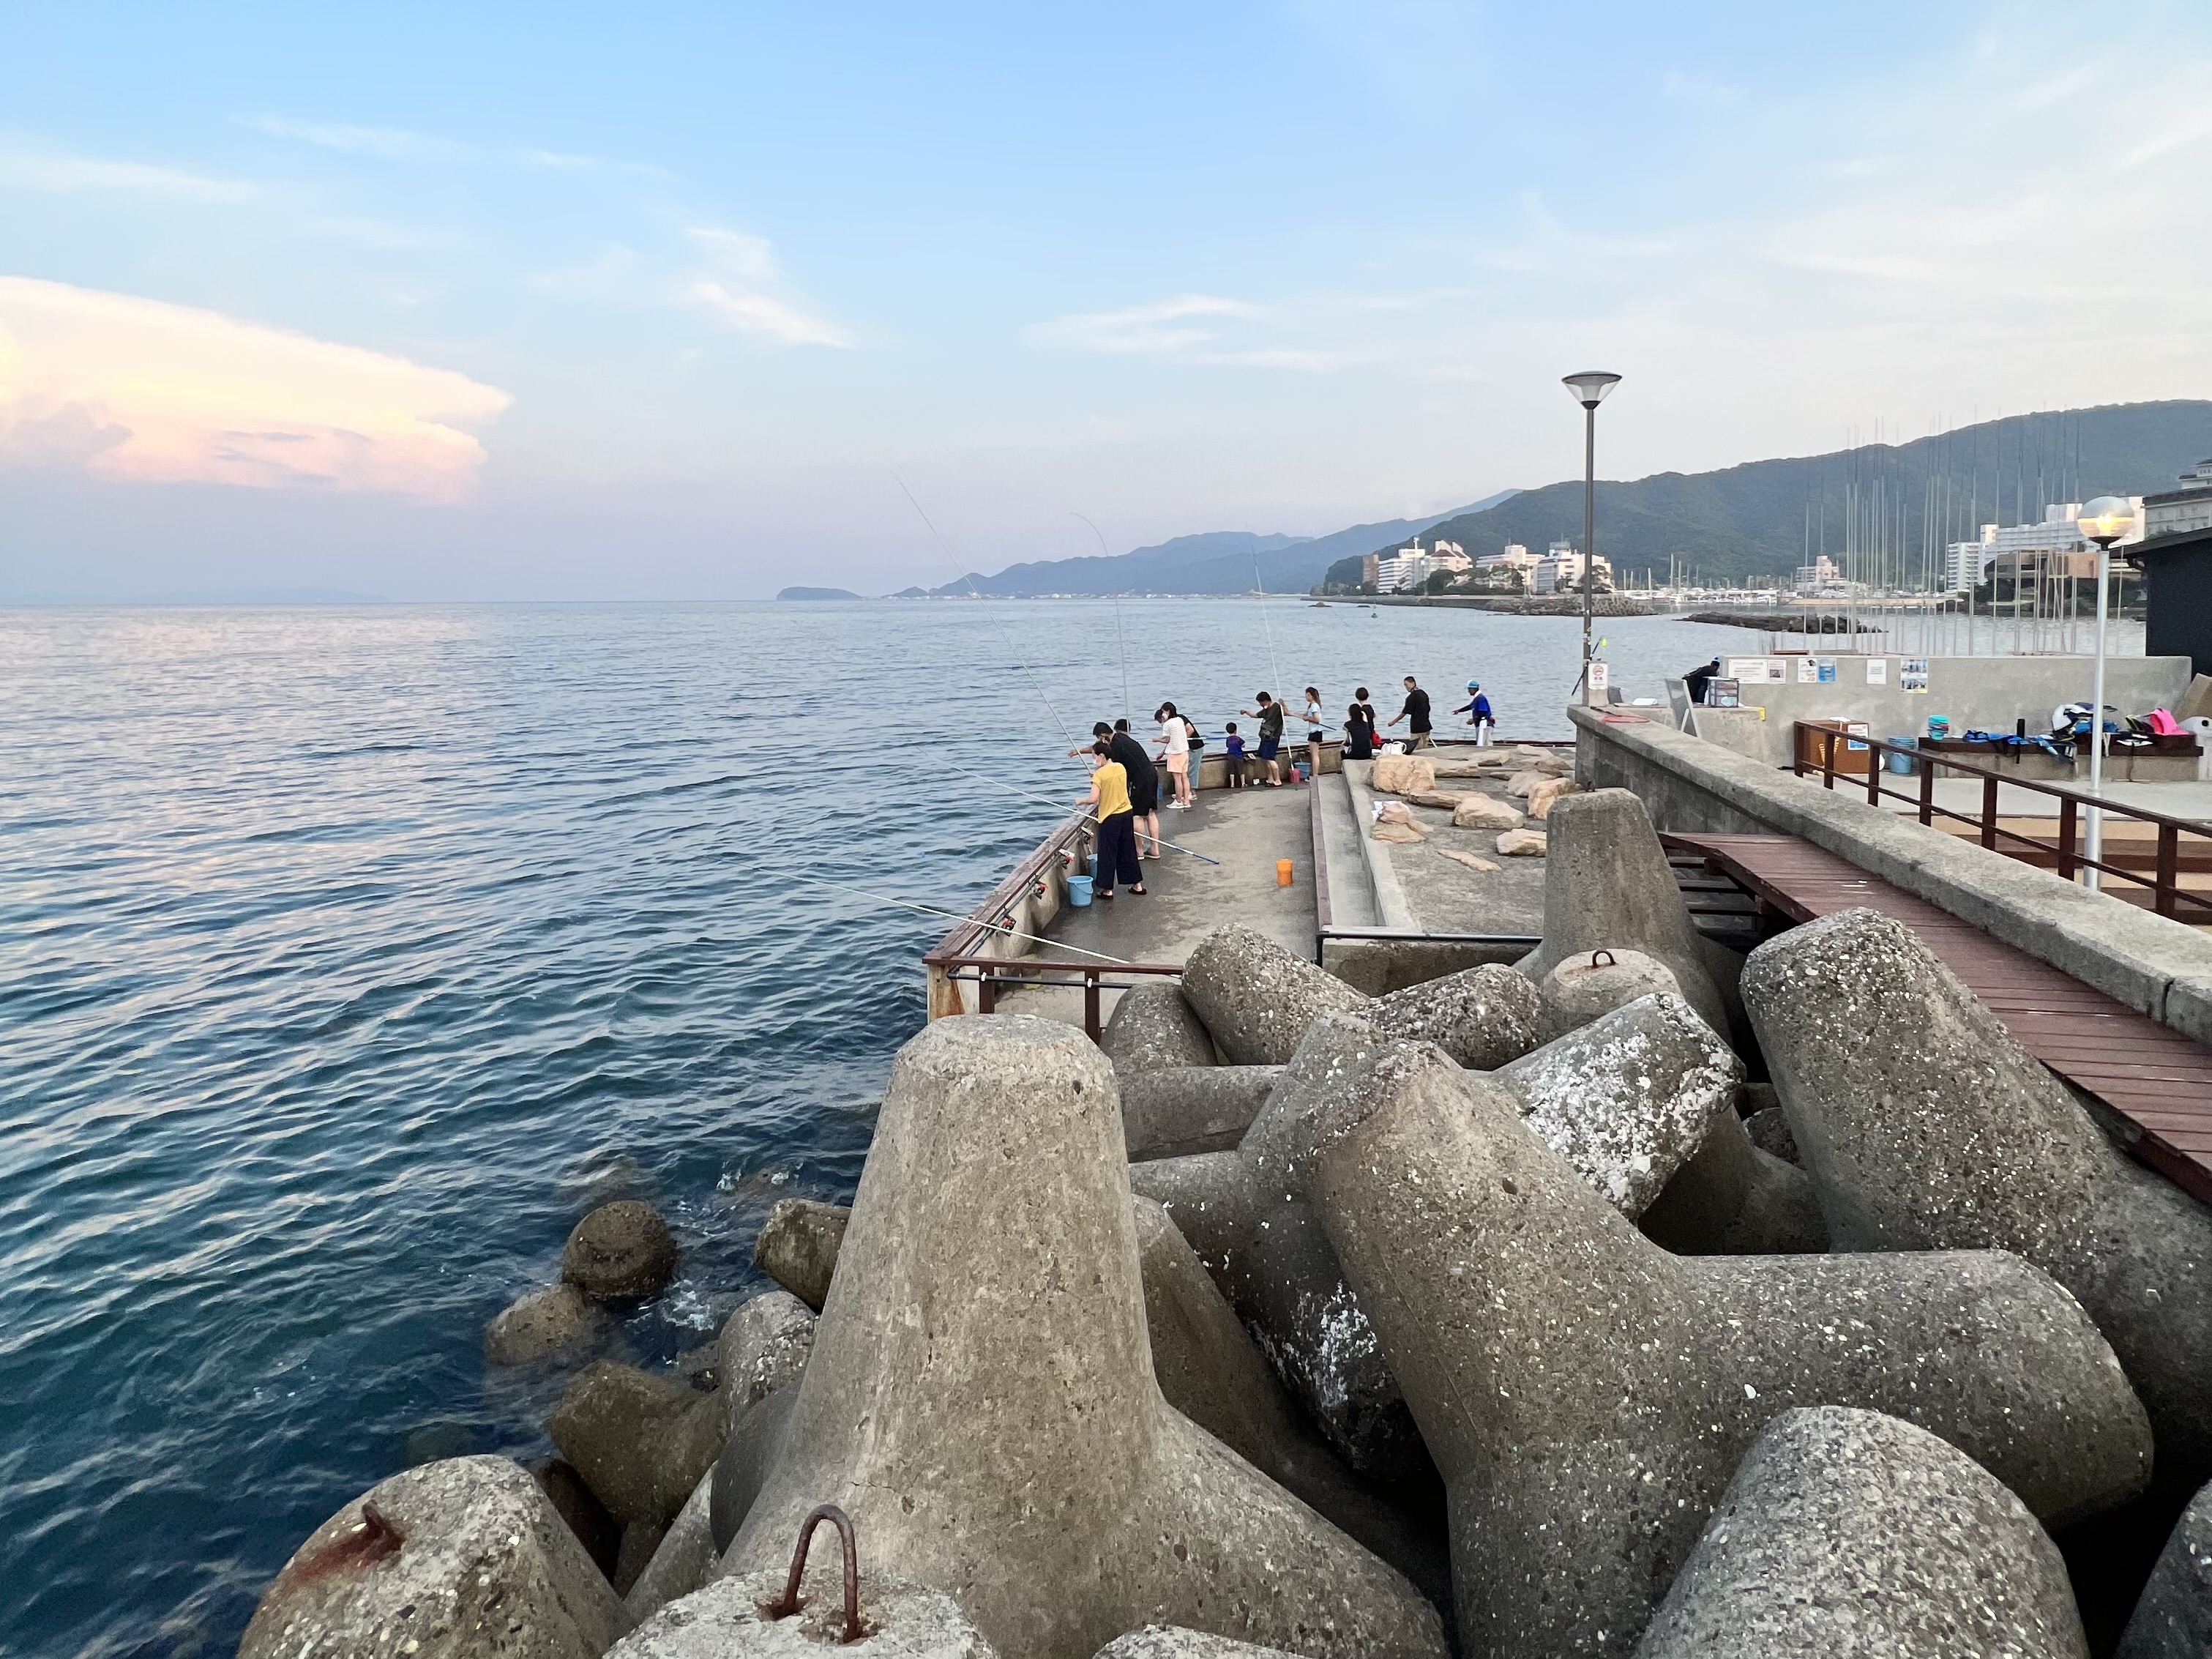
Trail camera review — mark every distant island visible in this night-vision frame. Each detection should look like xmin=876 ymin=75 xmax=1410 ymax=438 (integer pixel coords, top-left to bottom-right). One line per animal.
xmin=776 ymin=586 xmax=862 ymax=600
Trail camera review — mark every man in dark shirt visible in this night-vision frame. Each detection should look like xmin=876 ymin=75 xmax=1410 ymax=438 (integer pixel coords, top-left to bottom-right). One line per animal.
xmin=1109 ymin=719 xmax=1162 ymax=857
xmin=1385 ymin=676 xmax=1433 ymax=750
xmin=1683 ymin=657 xmax=1722 ymax=705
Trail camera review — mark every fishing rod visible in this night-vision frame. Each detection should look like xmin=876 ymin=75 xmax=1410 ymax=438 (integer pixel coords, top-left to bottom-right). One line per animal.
xmin=941 ymin=758 xmax=1224 ymax=866
xmin=1251 ymin=536 xmax=1285 ymax=699
xmin=808 ymin=876 xmax=1134 ymax=965
xmin=1072 ymin=512 xmax=1130 ymax=726
xmin=894 ymin=471 xmax=1079 ymax=748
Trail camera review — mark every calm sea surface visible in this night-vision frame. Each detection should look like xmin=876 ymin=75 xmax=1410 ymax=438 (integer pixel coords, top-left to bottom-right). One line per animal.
xmin=0 ymin=599 xmax=1831 ymax=1657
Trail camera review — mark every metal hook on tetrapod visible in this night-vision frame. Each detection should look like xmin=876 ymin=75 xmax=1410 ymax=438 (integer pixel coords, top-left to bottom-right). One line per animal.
xmin=762 ymin=1503 xmax=863 ymax=1644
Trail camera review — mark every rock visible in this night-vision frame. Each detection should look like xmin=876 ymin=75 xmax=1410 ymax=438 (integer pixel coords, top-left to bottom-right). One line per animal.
xmin=1101 ymin=983 xmax=1217 ymax=1070
xmin=549 ymin=1362 xmax=728 ymax=1529
xmin=1536 ymin=947 xmax=1683 ymax=1040
xmin=1370 ymin=820 xmax=1426 ymax=845
xmin=1436 ymin=849 xmax=1500 ymax=874
xmin=716 ymin=1291 xmax=815 ymax=1437
xmin=752 ymin=1199 xmax=849 ymax=1311
xmin=1179 ymin=925 xmax=1370 ymax=1066
xmin=1096 ymin=1633 xmax=1301 ymax=1658
xmin=1497 ymin=993 xmax=1741 ymax=1218
xmin=1370 ymin=754 xmax=1437 ymax=795
xmin=709 ymin=1385 xmax=799 ymax=1556
xmin=1525 ymin=777 xmax=1580 ymax=820
xmin=1312 ymin=1039 xmax=2153 ymax=1659
xmin=1514 ymin=789 xmax=1729 ymax=1039
xmin=1637 ymin=1104 xmax=1829 ymax=1255
xmin=486 ymin=1283 xmax=604 ymax=1366
xmin=613 ymin=1566 xmax=999 ymax=1658
xmin=1449 ymin=794 xmax=1522 ymax=831
xmin=1632 ymin=1406 xmax=2088 ymax=1658
xmin=623 ymin=1471 xmax=718 ymax=1623
xmin=563 ymin=1201 xmax=680 ymax=1302
xmin=1407 ymin=790 xmax=1468 ymax=809
xmin=1502 ymin=769 xmax=1549 ymax=798
xmin=2118 ymin=1478 xmax=2212 ymax=1658
xmin=1371 ymin=962 xmax=1544 ymax=1070
xmin=1493 ymin=828 xmax=1547 ymax=856
xmin=533 ymin=1457 xmax=622 ymax=1581
xmin=1131 ymin=1014 xmax=1422 ymax=1481
xmin=723 ymin=1016 xmax=1447 ymax=1659
xmin=239 ymin=1455 xmax=630 ymax=1659
xmin=1121 ymin=1067 xmax=1281 ymax=1162
xmin=1744 ymin=906 xmax=2212 ymax=1494
xmin=1743 ymin=1106 xmax=1798 ymax=1165
xmin=614 ymin=1520 xmax=666 ymax=1598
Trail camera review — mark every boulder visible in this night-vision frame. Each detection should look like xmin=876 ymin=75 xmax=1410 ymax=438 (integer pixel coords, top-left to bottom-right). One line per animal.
xmin=717 ymin=1291 xmax=815 ymax=1436
xmin=1743 ymin=1106 xmax=1798 ymax=1165
xmin=1312 ymin=1040 xmax=2153 ymax=1659
xmin=239 ymin=1455 xmax=630 ymax=1659
xmin=1370 ymin=754 xmax=1437 ymax=795
xmin=1179 ymin=925 xmax=1370 ymax=1066
xmin=1496 ymin=993 xmax=1741 ymax=1218
xmin=611 ymin=1566 xmax=998 ymax=1658
xmin=623 ymin=1471 xmax=718 ymax=1624
xmin=2118 ymin=1478 xmax=2212 ymax=1658
xmin=1514 ymin=790 xmax=1729 ymax=1038
xmin=722 ymin=1016 xmax=1447 ymax=1659
xmin=1370 ymin=820 xmax=1426 ymax=845
xmin=1096 ymin=1633 xmax=1300 ymax=1659
xmin=1637 ymin=1104 xmax=1829 ymax=1255
xmin=1525 ymin=778 xmax=1580 ymax=820
xmin=1407 ymin=790 xmax=1467 ymax=809
xmin=753 ymin=1199 xmax=849 ymax=1311
xmin=1633 ymin=1406 xmax=2088 ymax=1658
xmin=1744 ymin=906 xmax=2212 ymax=1493
xmin=1120 ymin=1067 xmax=1281 ymax=1162
xmin=563 ymin=1201 xmax=680 ymax=1302
xmin=1493 ymin=828 xmax=1546 ymax=857
xmin=1101 ymin=983 xmax=1217 ymax=1070
xmin=532 ymin=1457 xmax=622 ymax=1581
xmin=1436 ymin=849 xmax=1500 ymax=874
xmin=549 ymin=1362 xmax=728 ymax=1528
xmin=1370 ymin=962 xmax=1544 ymax=1070
xmin=1502 ymin=769 xmax=1549 ymax=798
xmin=1449 ymin=794 xmax=1522 ymax=831
xmin=485 ymin=1282 xmax=605 ymax=1366
xmin=1536 ymin=947 xmax=1682 ymax=1041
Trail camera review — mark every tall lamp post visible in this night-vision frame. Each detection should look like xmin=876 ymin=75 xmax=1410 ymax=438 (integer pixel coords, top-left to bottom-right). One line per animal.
xmin=2074 ymin=496 xmax=2137 ymax=892
xmin=1561 ymin=371 xmax=1622 ymax=700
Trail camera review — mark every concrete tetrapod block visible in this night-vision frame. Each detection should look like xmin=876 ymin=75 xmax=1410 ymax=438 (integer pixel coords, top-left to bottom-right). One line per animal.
xmin=1102 ymin=983 xmax=1219 ymax=1070
xmin=613 ymin=1565 xmax=999 ymax=1658
xmin=1636 ymin=1101 xmax=1828 ymax=1255
xmin=753 ymin=1199 xmax=850 ymax=1312
xmin=564 ymin=1201 xmax=681 ymax=1301
xmin=1742 ymin=906 xmax=2212 ymax=1492
xmin=1097 ymin=1633 xmax=1301 ymax=1658
xmin=1180 ymin=925 xmax=1370 ymax=1065
xmin=240 ymin=1455 xmax=631 ymax=1659
xmin=717 ymin=1291 xmax=815 ymax=1437
xmin=550 ymin=1362 xmax=728 ymax=1529
xmin=1131 ymin=1014 xmax=1431 ymax=1483
xmin=1312 ymin=1041 xmax=2153 ymax=1659
xmin=625 ymin=1469 xmax=719 ymax=1623
xmin=2118 ymin=1478 xmax=2212 ymax=1658
xmin=1632 ymin=1406 xmax=2088 ymax=1659
xmin=721 ymin=1016 xmax=1447 ymax=1659
xmin=1514 ymin=789 xmax=1729 ymax=1040
xmin=1495 ymin=992 xmax=1741 ymax=1218
xmin=1121 ymin=1067 xmax=1282 ymax=1162
xmin=1536 ymin=947 xmax=1681 ymax=1042
xmin=1369 ymin=962 xmax=1543 ymax=1070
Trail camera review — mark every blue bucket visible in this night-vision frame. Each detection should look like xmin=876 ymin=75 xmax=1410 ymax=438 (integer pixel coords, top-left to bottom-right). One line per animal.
xmin=1067 ymin=874 xmax=1094 ymax=907
xmin=1885 ymin=737 xmax=1917 ymax=775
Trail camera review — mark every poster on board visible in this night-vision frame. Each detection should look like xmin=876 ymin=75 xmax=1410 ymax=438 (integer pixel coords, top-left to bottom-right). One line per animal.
xmin=1796 ymin=656 xmax=1820 ymax=684
xmin=1901 ymin=659 xmax=1929 ymax=693
xmin=1817 ymin=657 xmax=1837 ymax=682
xmin=1726 ymin=657 xmax=1787 ymax=684
xmin=1866 ymin=657 xmax=1888 ymax=685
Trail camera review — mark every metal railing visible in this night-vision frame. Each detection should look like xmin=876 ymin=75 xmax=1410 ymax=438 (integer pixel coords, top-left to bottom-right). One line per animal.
xmin=1793 ymin=722 xmax=2212 ymax=921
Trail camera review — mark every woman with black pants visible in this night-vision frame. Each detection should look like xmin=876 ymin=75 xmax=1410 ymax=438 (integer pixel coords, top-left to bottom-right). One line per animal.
xmin=1079 ymin=739 xmax=1145 ymax=898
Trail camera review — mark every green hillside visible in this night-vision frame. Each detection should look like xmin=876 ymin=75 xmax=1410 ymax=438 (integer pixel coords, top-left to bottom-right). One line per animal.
xmin=1324 ymin=400 xmax=2212 ymax=590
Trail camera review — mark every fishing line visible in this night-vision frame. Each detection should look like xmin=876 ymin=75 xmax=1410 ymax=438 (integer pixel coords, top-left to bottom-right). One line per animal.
xmin=1251 ymin=535 xmax=1285 ymax=698
xmin=809 ymin=876 xmax=1134 ymax=965
xmin=894 ymin=470 xmax=1078 ymax=748
xmin=1072 ymin=512 xmax=1130 ymax=725
xmin=941 ymin=758 xmax=1224 ymax=866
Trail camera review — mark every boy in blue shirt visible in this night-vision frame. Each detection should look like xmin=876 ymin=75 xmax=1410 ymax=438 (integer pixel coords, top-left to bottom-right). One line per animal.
xmin=1222 ymin=722 xmax=1249 ymax=788
xmin=1454 ymin=681 xmax=1495 ymax=746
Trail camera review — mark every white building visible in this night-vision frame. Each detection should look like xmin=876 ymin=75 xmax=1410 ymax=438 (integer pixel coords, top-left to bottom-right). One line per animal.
xmin=1794 ymin=555 xmax=1844 ymax=596
xmin=1430 ymin=540 xmax=1472 ymax=574
xmin=1477 ymin=543 xmax=1539 ymax=575
xmin=1943 ymin=500 xmax=2145 ymax=591
xmin=2144 ymin=459 xmax=2212 ymax=540
xmin=1531 ymin=541 xmax=1611 ymax=595
xmin=1374 ymin=548 xmax=1432 ymax=592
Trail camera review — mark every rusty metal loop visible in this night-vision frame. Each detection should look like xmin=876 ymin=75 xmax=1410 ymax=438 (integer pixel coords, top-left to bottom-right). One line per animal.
xmin=1589 ymin=948 xmax=1615 ymax=969
xmin=765 ymin=1503 xmax=862 ymax=1643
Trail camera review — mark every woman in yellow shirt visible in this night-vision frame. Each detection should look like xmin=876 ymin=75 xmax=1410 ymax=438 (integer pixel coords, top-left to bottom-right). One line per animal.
xmin=1080 ymin=739 xmax=1146 ymax=898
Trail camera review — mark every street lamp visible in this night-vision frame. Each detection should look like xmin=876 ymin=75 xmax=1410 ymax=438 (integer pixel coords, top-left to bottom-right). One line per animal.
xmin=2074 ymin=495 xmax=2138 ymax=891
xmin=1562 ymin=371 xmax=1622 ymax=700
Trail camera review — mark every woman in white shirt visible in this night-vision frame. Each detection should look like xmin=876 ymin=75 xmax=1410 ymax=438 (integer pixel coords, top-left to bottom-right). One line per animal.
xmin=1154 ymin=701 xmax=1195 ymax=808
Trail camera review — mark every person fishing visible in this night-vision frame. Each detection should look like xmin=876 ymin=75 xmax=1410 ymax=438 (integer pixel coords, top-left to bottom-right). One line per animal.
xmin=1154 ymin=701 xmax=1195 ymax=809
xmin=1683 ymin=657 xmax=1723 ymax=705
xmin=1077 ymin=738 xmax=1145 ymax=898
xmin=1342 ymin=699 xmax=1376 ymax=761
xmin=1453 ymin=680 xmax=1495 ymax=746
xmin=1238 ymin=691 xmax=1288 ymax=786
xmin=1072 ymin=721 xmax=1162 ymax=859
xmin=1299 ymin=686 xmax=1325 ymax=783
xmin=1384 ymin=675 xmax=1432 ymax=750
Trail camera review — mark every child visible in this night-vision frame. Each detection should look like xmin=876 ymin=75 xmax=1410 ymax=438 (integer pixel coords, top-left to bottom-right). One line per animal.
xmin=1223 ymin=722 xmax=1248 ymax=788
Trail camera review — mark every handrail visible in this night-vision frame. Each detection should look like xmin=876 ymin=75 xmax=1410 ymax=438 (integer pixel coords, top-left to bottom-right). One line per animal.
xmin=930 ymin=951 xmax=1183 ymax=1042
xmin=1790 ymin=722 xmax=2212 ymax=920
xmin=922 ymin=808 xmax=1096 ymax=966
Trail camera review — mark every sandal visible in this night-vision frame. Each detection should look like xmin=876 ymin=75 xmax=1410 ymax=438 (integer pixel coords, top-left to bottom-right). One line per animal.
xmin=1096 ymin=890 xmax=1115 ymax=901
xmin=1131 ymin=885 xmax=1146 ymax=895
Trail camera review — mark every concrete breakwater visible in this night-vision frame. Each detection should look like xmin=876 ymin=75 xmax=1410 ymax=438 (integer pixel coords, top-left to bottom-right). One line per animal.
xmin=239 ymin=789 xmax=2212 ymax=1658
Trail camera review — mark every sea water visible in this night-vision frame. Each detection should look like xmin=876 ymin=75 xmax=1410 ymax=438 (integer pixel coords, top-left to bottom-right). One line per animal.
xmin=0 ymin=600 xmax=1761 ymax=1658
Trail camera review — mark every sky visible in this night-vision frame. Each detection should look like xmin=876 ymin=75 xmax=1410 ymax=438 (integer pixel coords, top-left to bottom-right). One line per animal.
xmin=3 ymin=1 xmax=2210 ymax=601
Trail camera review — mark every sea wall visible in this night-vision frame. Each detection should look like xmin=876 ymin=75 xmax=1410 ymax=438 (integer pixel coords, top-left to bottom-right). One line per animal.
xmin=1571 ymin=704 xmax=2212 ymax=1046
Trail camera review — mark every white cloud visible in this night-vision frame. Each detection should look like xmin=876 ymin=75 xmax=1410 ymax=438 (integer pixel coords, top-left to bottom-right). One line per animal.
xmin=679 ymin=228 xmax=853 ymax=348
xmin=1025 ymin=295 xmax=1260 ymax=357
xmin=0 ymin=148 xmax=256 ymax=203
xmin=239 ymin=115 xmax=463 ymax=161
xmin=0 ymin=277 xmax=512 ymax=500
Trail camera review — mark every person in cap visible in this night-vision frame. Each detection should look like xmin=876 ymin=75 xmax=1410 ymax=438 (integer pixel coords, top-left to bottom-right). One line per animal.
xmin=1452 ymin=680 xmax=1495 ymax=746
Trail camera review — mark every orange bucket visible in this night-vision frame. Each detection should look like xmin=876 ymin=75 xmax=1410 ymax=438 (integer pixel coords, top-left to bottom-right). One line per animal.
xmin=1276 ymin=859 xmax=1294 ymax=887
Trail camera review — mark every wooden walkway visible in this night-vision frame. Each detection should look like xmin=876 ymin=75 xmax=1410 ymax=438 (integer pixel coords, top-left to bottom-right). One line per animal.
xmin=1665 ymin=832 xmax=2212 ymax=1206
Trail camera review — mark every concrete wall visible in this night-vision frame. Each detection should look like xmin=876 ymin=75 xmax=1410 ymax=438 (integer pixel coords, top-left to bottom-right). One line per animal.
xmin=1684 ymin=653 xmax=2193 ymax=769
xmin=1570 ymin=704 xmax=2212 ymax=1048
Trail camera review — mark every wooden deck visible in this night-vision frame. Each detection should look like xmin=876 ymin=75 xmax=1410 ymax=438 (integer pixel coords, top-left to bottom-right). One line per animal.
xmin=1665 ymin=832 xmax=2212 ymax=1206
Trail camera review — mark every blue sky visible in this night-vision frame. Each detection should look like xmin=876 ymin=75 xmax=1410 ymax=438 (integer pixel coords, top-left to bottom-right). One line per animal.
xmin=3 ymin=1 xmax=2208 ymax=600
